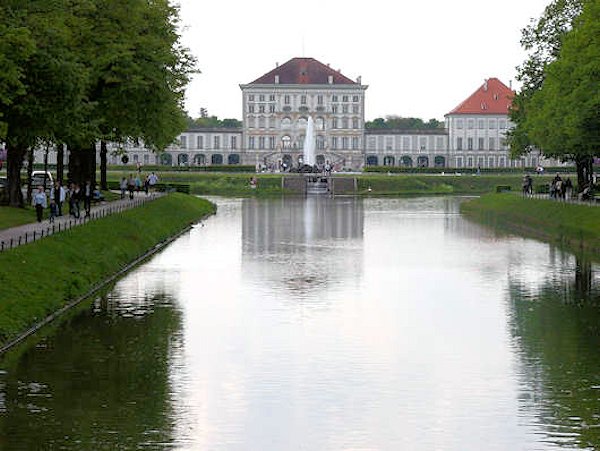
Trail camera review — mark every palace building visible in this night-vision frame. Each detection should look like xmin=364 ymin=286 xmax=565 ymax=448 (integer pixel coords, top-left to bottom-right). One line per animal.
xmin=41 ymin=57 xmax=561 ymax=170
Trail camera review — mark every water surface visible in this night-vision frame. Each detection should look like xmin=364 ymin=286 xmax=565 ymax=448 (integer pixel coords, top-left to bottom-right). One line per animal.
xmin=1 ymin=196 xmax=599 ymax=450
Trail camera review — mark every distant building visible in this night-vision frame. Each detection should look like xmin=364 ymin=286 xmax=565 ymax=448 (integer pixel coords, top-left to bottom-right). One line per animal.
xmin=35 ymin=57 xmax=563 ymax=170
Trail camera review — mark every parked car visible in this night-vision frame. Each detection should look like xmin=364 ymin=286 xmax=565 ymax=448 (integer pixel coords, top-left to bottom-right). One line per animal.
xmin=30 ymin=171 xmax=54 ymax=189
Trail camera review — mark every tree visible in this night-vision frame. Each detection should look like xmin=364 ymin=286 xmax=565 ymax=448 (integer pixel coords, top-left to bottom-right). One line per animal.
xmin=520 ymin=0 xmax=599 ymax=189
xmin=365 ymin=115 xmax=443 ymax=130
xmin=508 ymin=0 xmax=583 ymax=157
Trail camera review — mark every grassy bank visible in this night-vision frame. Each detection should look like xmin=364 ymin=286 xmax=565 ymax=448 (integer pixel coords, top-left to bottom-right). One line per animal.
xmin=0 ymin=193 xmax=215 ymax=348
xmin=461 ymin=194 xmax=600 ymax=258
xmin=105 ymin=171 xmax=554 ymax=196
xmin=0 ymin=206 xmax=35 ymax=229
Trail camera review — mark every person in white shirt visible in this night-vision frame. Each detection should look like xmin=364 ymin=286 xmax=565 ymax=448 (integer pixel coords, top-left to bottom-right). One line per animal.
xmin=33 ymin=185 xmax=47 ymax=222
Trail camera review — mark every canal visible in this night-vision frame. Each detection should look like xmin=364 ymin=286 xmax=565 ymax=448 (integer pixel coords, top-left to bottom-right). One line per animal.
xmin=1 ymin=196 xmax=599 ymax=450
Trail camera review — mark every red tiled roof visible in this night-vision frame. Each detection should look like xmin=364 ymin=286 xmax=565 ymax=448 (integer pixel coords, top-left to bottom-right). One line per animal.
xmin=447 ymin=78 xmax=514 ymax=115
xmin=248 ymin=57 xmax=357 ymax=85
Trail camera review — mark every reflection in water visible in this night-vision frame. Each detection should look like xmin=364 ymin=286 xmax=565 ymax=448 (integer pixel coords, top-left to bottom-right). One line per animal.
xmin=0 ymin=290 xmax=182 ymax=449
xmin=507 ymin=252 xmax=600 ymax=448
xmin=242 ymin=196 xmax=364 ymax=297
xmin=0 ymin=196 xmax=599 ymax=450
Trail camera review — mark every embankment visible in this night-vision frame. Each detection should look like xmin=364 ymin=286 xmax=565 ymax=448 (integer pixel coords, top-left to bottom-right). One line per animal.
xmin=461 ymin=194 xmax=600 ymax=258
xmin=0 ymin=193 xmax=216 ymax=350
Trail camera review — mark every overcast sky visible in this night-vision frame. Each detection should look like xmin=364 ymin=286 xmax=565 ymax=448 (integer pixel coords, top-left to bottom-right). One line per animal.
xmin=176 ymin=0 xmax=550 ymax=122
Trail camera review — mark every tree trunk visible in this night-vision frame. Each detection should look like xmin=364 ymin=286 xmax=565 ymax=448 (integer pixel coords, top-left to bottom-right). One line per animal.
xmin=100 ymin=140 xmax=107 ymax=190
xmin=6 ymin=144 xmax=26 ymax=207
xmin=68 ymin=142 xmax=97 ymax=187
xmin=575 ymin=154 xmax=594 ymax=193
xmin=26 ymin=148 xmax=34 ymax=206
xmin=56 ymin=143 xmax=64 ymax=184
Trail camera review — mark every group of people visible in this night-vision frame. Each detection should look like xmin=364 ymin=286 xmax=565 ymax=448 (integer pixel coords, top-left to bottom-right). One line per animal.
xmin=119 ymin=172 xmax=159 ymax=199
xmin=522 ymin=172 xmax=574 ymax=200
xmin=33 ymin=180 xmax=104 ymax=223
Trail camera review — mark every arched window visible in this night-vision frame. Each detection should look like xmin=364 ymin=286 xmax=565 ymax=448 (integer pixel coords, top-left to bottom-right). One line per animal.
xmin=211 ymin=154 xmax=223 ymax=165
xmin=434 ymin=156 xmax=445 ymax=168
xmin=366 ymin=155 xmax=378 ymax=166
xmin=177 ymin=154 xmax=189 ymax=166
xmin=281 ymin=135 xmax=291 ymax=149
xmin=298 ymin=117 xmax=308 ymax=129
xmin=281 ymin=117 xmax=292 ymax=128
xmin=194 ymin=154 xmax=206 ymax=165
xmin=228 ymin=154 xmax=240 ymax=165
xmin=383 ymin=156 xmax=395 ymax=166
xmin=417 ymin=156 xmax=429 ymax=168
xmin=401 ymin=156 xmax=413 ymax=167
xmin=316 ymin=135 xmax=325 ymax=150
xmin=160 ymin=153 xmax=173 ymax=165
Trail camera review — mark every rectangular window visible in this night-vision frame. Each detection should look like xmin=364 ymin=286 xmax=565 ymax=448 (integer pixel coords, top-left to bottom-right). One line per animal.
xmin=457 ymin=119 xmax=464 ymax=129
xmin=478 ymin=120 xmax=484 ymax=129
xmin=352 ymin=105 xmax=359 ymax=114
xmin=457 ymin=137 xmax=463 ymax=150
xmin=500 ymin=138 xmax=508 ymax=148
xmin=342 ymin=105 xmax=348 ymax=113
xmin=248 ymin=105 xmax=254 ymax=113
xmin=269 ymin=104 xmax=275 ymax=113
xmin=258 ymin=137 xmax=265 ymax=149
xmin=269 ymin=95 xmax=275 ymax=101
xmin=420 ymin=137 xmax=426 ymax=150
xmin=332 ymin=105 xmax=338 ymax=114
xmin=332 ymin=95 xmax=338 ymax=102
xmin=467 ymin=119 xmax=474 ymax=129
xmin=456 ymin=157 xmax=463 ymax=168
xmin=332 ymin=118 xmax=338 ymax=129
xmin=478 ymin=137 xmax=484 ymax=150
xmin=269 ymin=136 xmax=275 ymax=150
xmin=489 ymin=119 xmax=496 ymax=129
xmin=259 ymin=94 xmax=265 ymax=101
xmin=331 ymin=137 xmax=338 ymax=150
xmin=342 ymin=137 xmax=349 ymax=149
xmin=284 ymin=95 xmax=290 ymax=104
xmin=317 ymin=95 xmax=323 ymax=105
xmin=385 ymin=137 xmax=393 ymax=150
xmin=213 ymin=136 xmax=220 ymax=149
xmin=499 ymin=120 xmax=506 ymax=129
xmin=248 ymin=136 xmax=255 ymax=149
xmin=352 ymin=118 xmax=359 ymax=129
xmin=342 ymin=95 xmax=348 ymax=102
xmin=467 ymin=137 xmax=473 ymax=150
xmin=489 ymin=138 xmax=495 ymax=150
xmin=197 ymin=136 xmax=204 ymax=149
xmin=402 ymin=137 xmax=410 ymax=150
xmin=248 ymin=95 xmax=254 ymax=101
xmin=180 ymin=136 xmax=187 ymax=149
xmin=259 ymin=105 xmax=265 ymax=113
xmin=436 ymin=137 xmax=444 ymax=149
xmin=468 ymin=157 xmax=473 ymax=167
xmin=231 ymin=136 xmax=237 ymax=149
xmin=352 ymin=137 xmax=359 ymax=150
xmin=353 ymin=95 xmax=359 ymax=102
xmin=301 ymin=95 xmax=307 ymax=104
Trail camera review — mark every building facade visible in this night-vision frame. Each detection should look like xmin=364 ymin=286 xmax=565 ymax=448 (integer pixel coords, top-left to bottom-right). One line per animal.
xmin=35 ymin=57 xmax=561 ymax=170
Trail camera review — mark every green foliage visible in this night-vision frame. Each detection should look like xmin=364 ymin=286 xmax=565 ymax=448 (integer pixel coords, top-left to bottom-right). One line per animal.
xmin=0 ymin=193 xmax=215 ymax=346
xmin=365 ymin=116 xmax=444 ymax=130
xmin=188 ymin=116 xmax=242 ymax=129
xmin=511 ymin=0 xmax=599 ymax=188
xmin=461 ymin=193 xmax=600 ymax=258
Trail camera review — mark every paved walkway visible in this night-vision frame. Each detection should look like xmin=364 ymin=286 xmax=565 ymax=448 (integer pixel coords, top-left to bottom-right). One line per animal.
xmin=0 ymin=191 xmax=164 ymax=252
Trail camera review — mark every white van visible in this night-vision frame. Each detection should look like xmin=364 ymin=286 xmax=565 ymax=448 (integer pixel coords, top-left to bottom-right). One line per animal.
xmin=30 ymin=171 xmax=54 ymax=189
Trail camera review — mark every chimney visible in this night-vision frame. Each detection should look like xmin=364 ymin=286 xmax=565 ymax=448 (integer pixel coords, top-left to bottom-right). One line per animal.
xmin=357 ymin=76 xmax=362 ymax=84
xmin=483 ymin=79 xmax=488 ymax=91
xmin=509 ymin=80 xmax=513 ymax=89
xmin=328 ymin=75 xmax=333 ymax=84
xmin=275 ymin=75 xmax=279 ymax=84
xmin=275 ymin=62 xmax=279 ymax=67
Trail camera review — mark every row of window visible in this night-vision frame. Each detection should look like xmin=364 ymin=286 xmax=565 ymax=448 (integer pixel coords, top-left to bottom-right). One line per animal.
xmin=247 ymin=104 xmax=361 ymax=114
xmin=454 ymin=118 xmax=508 ymax=130
xmin=247 ymin=116 xmax=361 ymax=130
xmin=247 ymin=94 xmax=360 ymax=104
xmin=247 ymin=135 xmax=361 ymax=151
xmin=365 ymin=154 xmax=534 ymax=169
xmin=179 ymin=135 xmax=238 ymax=150
xmin=368 ymin=136 xmax=446 ymax=151
xmin=456 ymin=137 xmax=508 ymax=151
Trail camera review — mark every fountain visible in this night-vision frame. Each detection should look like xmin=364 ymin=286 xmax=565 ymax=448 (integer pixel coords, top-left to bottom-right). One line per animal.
xmin=303 ymin=116 xmax=315 ymax=167
xmin=302 ymin=116 xmax=329 ymax=194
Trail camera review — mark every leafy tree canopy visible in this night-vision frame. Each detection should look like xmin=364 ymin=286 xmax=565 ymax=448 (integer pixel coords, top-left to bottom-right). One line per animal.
xmin=188 ymin=116 xmax=242 ymax=128
xmin=365 ymin=116 xmax=444 ymax=130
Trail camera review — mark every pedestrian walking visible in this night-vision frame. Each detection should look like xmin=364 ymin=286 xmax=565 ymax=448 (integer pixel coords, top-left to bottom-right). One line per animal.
xmin=33 ymin=186 xmax=47 ymax=223
xmin=83 ymin=180 xmax=93 ymax=217
xmin=127 ymin=174 xmax=135 ymax=199
xmin=120 ymin=177 xmax=127 ymax=199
